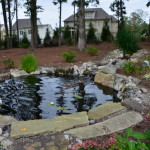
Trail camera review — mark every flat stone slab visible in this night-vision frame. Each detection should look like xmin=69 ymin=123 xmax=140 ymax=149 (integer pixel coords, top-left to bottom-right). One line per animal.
xmin=10 ymin=112 xmax=88 ymax=138
xmin=88 ymin=102 xmax=125 ymax=121
xmin=0 ymin=115 xmax=17 ymax=128
xmin=65 ymin=111 xmax=143 ymax=139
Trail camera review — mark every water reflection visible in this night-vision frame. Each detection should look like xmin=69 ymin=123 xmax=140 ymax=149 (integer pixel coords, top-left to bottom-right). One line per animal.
xmin=0 ymin=75 xmax=119 ymax=120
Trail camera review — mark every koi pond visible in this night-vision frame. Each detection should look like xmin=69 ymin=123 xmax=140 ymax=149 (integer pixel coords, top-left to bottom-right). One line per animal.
xmin=0 ymin=75 xmax=119 ymax=121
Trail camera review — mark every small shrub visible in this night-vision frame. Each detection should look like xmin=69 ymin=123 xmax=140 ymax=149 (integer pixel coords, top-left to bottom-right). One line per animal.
xmin=62 ymin=51 xmax=76 ymax=62
xmin=123 ymin=61 xmax=140 ymax=75
xmin=19 ymin=43 xmax=30 ymax=48
xmin=67 ymin=37 xmax=74 ymax=46
xmin=3 ymin=58 xmax=14 ymax=68
xmin=21 ymin=54 xmax=37 ymax=73
xmin=116 ymin=27 xmax=141 ymax=56
xmin=86 ymin=46 xmax=99 ymax=56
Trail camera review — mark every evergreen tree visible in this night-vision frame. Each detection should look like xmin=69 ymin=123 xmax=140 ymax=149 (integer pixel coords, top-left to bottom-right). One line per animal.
xmin=21 ymin=32 xmax=30 ymax=45
xmin=44 ymin=28 xmax=51 ymax=43
xmin=37 ymin=32 xmax=41 ymax=45
xmin=101 ymin=21 xmax=112 ymax=41
xmin=110 ymin=0 xmax=129 ymax=26
xmin=12 ymin=34 xmax=19 ymax=48
xmin=64 ymin=25 xmax=71 ymax=40
xmin=87 ymin=22 xmax=97 ymax=43
xmin=147 ymin=1 xmax=150 ymax=7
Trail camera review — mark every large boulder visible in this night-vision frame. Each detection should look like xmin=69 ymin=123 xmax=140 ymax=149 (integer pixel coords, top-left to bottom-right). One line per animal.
xmin=10 ymin=69 xmax=28 ymax=77
xmin=94 ymin=72 xmax=115 ymax=89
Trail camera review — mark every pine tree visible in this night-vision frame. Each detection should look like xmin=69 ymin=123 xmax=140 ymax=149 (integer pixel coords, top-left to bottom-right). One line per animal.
xmin=101 ymin=21 xmax=112 ymax=41
xmin=21 ymin=32 xmax=30 ymax=45
xmin=87 ymin=22 xmax=97 ymax=43
xmin=64 ymin=25 xmax=71 ymax=40
xmin=44 ymin=28 xmax=51 ymax=43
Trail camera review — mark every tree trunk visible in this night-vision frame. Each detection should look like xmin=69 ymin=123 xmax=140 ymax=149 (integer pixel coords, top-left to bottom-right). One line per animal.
xmin=1 ymin=0 xmax=10 ymax=48
xmin=73 ymin=4 xmax=76 ymax=44
xmin=30 ymin=0 xmax=38 ymax=50
xmin=78 ymin=0 xmax=86 ymax=51
xmin=15 ymin=0 xmax=19 ymax=42
xmin=59 ymin=1 xmax=62 ymax=46
xmin=7 ymin=0 xmax=12 ymax=48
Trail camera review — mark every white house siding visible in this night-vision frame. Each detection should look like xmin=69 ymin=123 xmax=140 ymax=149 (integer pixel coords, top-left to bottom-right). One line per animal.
xmin=14 ymin=25 xmax=54 ymax=44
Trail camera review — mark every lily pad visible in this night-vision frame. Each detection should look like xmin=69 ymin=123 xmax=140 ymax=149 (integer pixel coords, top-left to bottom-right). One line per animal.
xmin=73 ymin=94 xmax=83 ymax=99
xmin=56 ymin=107 xmax=69 ymax=110
xmin=47 ymin=102 xmax=55 ymax=107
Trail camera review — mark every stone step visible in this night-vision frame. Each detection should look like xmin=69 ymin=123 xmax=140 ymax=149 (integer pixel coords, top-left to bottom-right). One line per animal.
xmin=10 ymin=112 xmax=88 ymax=138
xmin=88 ymin=102 xmax=125 ymax=121
xmin=65 ymin=111 xmax=143 ymax=139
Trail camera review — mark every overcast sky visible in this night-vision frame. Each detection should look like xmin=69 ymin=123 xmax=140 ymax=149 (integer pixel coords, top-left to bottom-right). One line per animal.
xmin=0 ymin=0 xmax=149 ymax=28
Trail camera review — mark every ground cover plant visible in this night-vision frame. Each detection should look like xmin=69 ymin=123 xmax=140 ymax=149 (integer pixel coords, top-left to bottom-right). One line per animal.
xmin=86 ymin=46 xmax=99 ymax=56
xmin=20 ymin=54 xmax=37 ymax=73
xmin=3 ymin=58 xmax=14 ymax=68
xmin=62 ymin=51 xmax=76 ymax=62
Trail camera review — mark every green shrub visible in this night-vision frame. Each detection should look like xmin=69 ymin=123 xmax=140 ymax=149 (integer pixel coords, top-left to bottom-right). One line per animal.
xmin=62 ymin=51 xmax=76 ymax=62
xmin=123 ymin=61 xmax=140 ymax=75
xmin=101 ymin=20 xmax=112 ymax=41
xmin=3 ymin=58 xmax=14 ymax=68
xmin=67 ymin=37 xmax=74 ymax=46
xmin=116 ymin=27 xmax=141 ymax=56
xmin=86 ymin=46 xmax=99 ymax=56
xmin=21 ymin=54 xmax=37 ymax=73
xmin=111 ymin=128 xmax=150 ymax=150
xmin=19 ymin=43 xmax=30 ymax=48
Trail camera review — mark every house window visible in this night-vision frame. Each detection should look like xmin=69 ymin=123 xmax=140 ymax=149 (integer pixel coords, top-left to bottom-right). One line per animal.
xmin=85 ymin=13 xmax=93 ymax=19
xmin=28 ymin=30 xmax=31 ymax=34
xmin=20 ymin=31 xmax=23 ymax=35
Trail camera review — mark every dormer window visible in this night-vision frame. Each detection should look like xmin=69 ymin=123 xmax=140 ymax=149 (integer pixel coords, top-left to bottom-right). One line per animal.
xmin=85 ymin=13 xmax=94 ymax=19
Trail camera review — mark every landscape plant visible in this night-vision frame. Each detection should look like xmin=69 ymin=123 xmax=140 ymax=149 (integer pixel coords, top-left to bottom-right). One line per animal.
xmin=101 ymin=21 xmax=112 ymax=41
xmin=19 ymin=32 xmax=30 ymax=48
xmin=86 ymin=46 xmax=99 ymax=56
xmin=123 ymin=61 xmax=141 ymax=75
xmin=116 ymin=27 xmax=140 ymax=57
xmin=44 ymin=28 xmax=51 ymax=43
xmin=21 ymin=54 xmax=37 ymax=73
xmin=71 ymin=140 xmax=101 ymax=150
xmin=3 ymin=58 xmax=14 ymax=68
xmin=110 ymin=128 xmax=150 ymax=150
xmin=62 ymin=51 xmax=76 ymax=62
xmin=143 ymin=73 xmax=150 ymax=80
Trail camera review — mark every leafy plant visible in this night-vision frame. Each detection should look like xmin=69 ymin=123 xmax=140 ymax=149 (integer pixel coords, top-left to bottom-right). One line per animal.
xmin=62 ymin=51 xmax=76 ymax=62
xmin=47 ymin=102 xmax=55 ymax=107
xmin=21 ymin=54 xmax=37 ymax=73
xmin=116 ymin=27 xmax=141 ymax=56
xmin=44 ymin=28 xmax=51 ymax=43
xmin=3 ymin=58 xmax=14 ymax=68
xmin=67 ymin=37 xmax=74 ymax=46
xmin=110 ymin=128 xmax=150 ymax=150
xmin=19 ymin=43 xmax=30 ymax=48
xmin=123 ymin=61 xmax=140 ymax=75
xmin=86 ymin=46 xmax=99 ymax=56
xmin=20 ymin=32 xmax=30 ymax=48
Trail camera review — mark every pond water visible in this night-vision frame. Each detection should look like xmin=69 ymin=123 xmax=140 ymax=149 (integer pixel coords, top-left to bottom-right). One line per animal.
xmin=0 ymin=75 xmax=119 ymax=121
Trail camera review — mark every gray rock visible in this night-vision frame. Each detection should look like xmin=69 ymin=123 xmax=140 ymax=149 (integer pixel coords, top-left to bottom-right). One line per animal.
xmin=142 ymin=60 xmax=149 ymax=67
xmin=3 ymin=133 xmax=9 ymax=138
xmin=30 ymin=70 xmax=41 ymax=75
xmin=0 ymin=128 xmax=2 ymax=135
xmin=73 ymin=65 xmax=79 ymax=75
xmin=0 ymin=136 xmax=4 ymax=142
xmin=101 ymin=66 xmax=116 ymax=74
xmin=1 ymin=139 xmax=13 ymax=147
xmin=140 ymin=88 xmax=148 ymax=93
xmin=89 ymin=120 xmax=95 ymax=125
xmin=10 ymin=69 xmax=28 ymax=77
xmin=121 ymin=99 xmax=143 ymax=112
xmin=39 ymin=67 xmax=55 ymax=74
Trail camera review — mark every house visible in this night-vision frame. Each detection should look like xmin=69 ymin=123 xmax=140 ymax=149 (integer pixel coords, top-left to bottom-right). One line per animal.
xmin=12 ymin=19 xmax=54 ymax=44
xmin=64 ymin=8 xmax=118 ymax=38
xmin=0 ymin=24 xmax=5 ymax=40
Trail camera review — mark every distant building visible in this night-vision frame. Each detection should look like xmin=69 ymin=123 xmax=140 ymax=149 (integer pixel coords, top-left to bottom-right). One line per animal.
xmin=0 ymin=24 xmax=5 ymax=40
xmin=12 ymin=19 xmax=54 ymax=43
xmin=64 ymin=8 xmax=118 ymax=38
